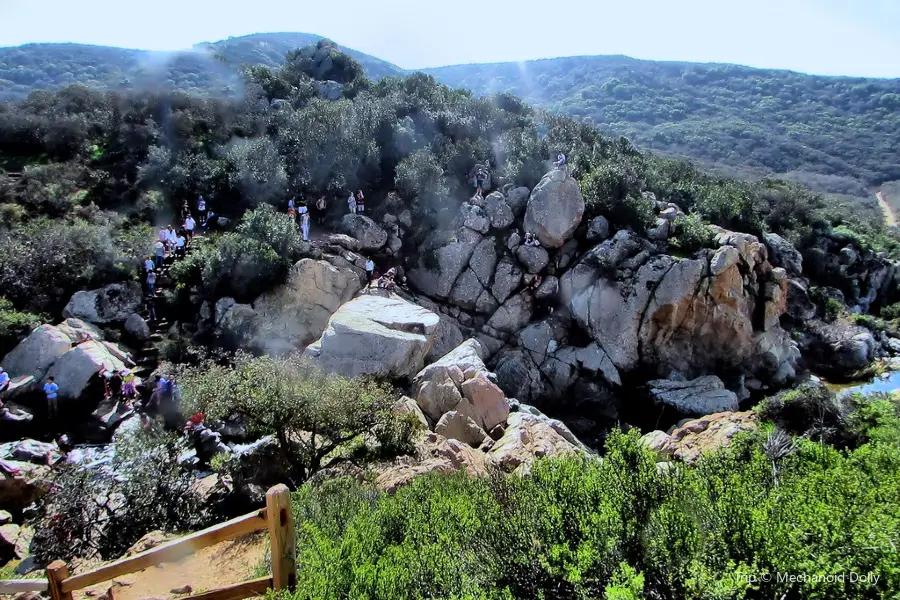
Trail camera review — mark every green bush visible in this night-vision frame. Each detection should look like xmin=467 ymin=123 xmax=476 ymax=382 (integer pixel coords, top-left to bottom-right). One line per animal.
xmin=0 ymin=297 xmax=43 ymax=353
xmin=177 ymin=353 xmax=404 ymax=484
xmin=694 ymin=180 xmax=763 ymax=234
xmin=581 ymin=163 xmax=655 ymax=230
xmin=669 ymin=213 xmax=714 ymax=254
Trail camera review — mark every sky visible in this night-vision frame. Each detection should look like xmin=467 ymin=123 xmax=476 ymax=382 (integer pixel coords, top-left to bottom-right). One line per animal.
xmin=1 ymin=0 xmax=899 ymax=77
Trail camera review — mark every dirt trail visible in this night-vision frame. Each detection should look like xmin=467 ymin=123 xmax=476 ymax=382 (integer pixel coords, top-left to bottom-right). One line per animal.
xmin=77 ymin=533 xmax=267 ymax=600
xmin=876 ymin=190 xmax=897 ymax=227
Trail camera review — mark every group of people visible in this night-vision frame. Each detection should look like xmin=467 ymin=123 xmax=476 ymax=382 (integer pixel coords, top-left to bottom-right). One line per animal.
xmin=288 ymin=197 xmax=312 ymax=242
xmin=523 ymin=232 xmax=542 ymax=247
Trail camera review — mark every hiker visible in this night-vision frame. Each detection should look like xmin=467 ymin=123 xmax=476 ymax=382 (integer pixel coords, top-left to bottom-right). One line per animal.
xmin=197 ymin=196 xmax=207 ymax=225
xmin=474 ymin=164 xmax=488 ymax=198
xmin=121 ymin=370 xmax=138 ymax=403
xmin=181 ymin=199 xmax=191 ymax=220
xmin=184 ymin=214 xmax=196 ymax=241
xmin=175 ymin=232 xmax=187 ymax=258
xmin=146 ymin=269 xmax=157 ymax=295
xmin=379 ymin=267 xmax=397 ymax=292
xmin=154 ymin=239 xmax=166 ymax=269
xmin=159 ymin=226 xmax=169 ymax=247
xmin=524 ymin=232 xmax=540 ymax=247
xmin=287 ymin=197 xmax=297 ymax=220
xmin=44 ymin=376 xmax=59 ymax=418
xmin=316 ymin=196 xmax=327 ymax=225
xmin=348 ymin=191 xmax=357 ymax=214
xmin=356 ymin=190 xmax=366 ymax=214
xmin=147 ymin=374 xmax=169 ymax=414
xmin=166 ymin=225 xmax=178 ymax=252
xmin=554 ymin=152 xmax=567 ymax=169
xmin=108 ymin=370 xmax=123 ymax=400
xmin=300 ymin=208 xmax=310 ymax=242
xmin=0 ymin=367 xmax=9 ymax=393
xmin=144 ymin=256 xmax=155 ymax=275
xmin=365 ymin=258 xmax=375 ymax=283
xmin=145 ymin=294 xmax=158 ymax=321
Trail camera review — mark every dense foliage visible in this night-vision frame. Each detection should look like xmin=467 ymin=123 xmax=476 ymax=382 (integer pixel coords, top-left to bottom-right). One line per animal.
xmin=177 ymin=353 xmax=408 ymax=484
xmin=285 ymin=391 xmax=900 ymax=600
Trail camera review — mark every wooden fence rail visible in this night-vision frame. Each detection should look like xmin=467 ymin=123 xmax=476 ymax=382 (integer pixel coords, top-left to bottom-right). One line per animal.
xmin=0 ymin=484 xmax=295 ymax=600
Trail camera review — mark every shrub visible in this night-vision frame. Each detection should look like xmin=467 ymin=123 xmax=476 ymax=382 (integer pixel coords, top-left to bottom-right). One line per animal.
xmin=0 ymin=297 xmax=43 ymax=354
xmin=236 ymin=204 xmax=306 ymax=260
xmin=669 ymin=213 xmax=714 ymax=254
xmin=758 ymin=384 xmax=858 ymax=447
xmin=31 ymin=425 xmax=214 ymax=562
xmin=694 ymin=180 xmax=763 ymax=234
xmin=581 ymin=163 xmax=655 ymax=230
xmin=177 ymin=353 xmax=403 ymax=483
xmin=201 ymin=233 xmax=284 ymax=301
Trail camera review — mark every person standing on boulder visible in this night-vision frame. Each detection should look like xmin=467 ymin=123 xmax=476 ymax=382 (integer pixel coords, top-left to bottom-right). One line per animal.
xmin=474 ymin=164 xmax=488 ymax=198
xmin=300 ymin=208 xmax=310 ymax=242
xmin=348 ymin=191 xmax=357 ymax=214
xmin=44 ymin=377 xmax=59 ymax=419
xmin=356 ymin=190 xmax=366 ymax=214
xmin=554 ymin=152 xmax=567 ymax=169
xmin=197 ymin=195 xmax=207 ymax=226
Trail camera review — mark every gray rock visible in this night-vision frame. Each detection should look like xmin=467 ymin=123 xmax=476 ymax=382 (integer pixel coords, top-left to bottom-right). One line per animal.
xmin=469 ymin=237 xmax=499 ymax=286
xmin=315 ymin=80 xmax=344 ymax=100
xmin=515 ymin=245 xmax=550 ymax=274
xmin=398 ymin=210 xmax=413 ymax=228
xmin=801 ymin=320 xmax=877 ymax=375
xmin=647 ymin=217 xmax=670 ymax=241
xmin=45 ymin=340 xmax=130 ymax=400
xmin=534 ymin=276 xmax=559 ymax=301
xmin=786 ymin=278 xmax=816 ymax=321
xmin=485 ymin=192 xmax=514 ymax=229
xmin=523 ymin=170 xmax=584 ymax=248
xmin=475 ymin=290 xmax=499 ymax=314
xmin=648 ymin=376 xmax=739 ymax=416
xmin=62 ymin=283 xmax=142 ymax=324
xmin=506 ymin=231 xmax=522 ymax=251
xmin=325 ymin=234 xmax=361 ymax=252
xmin=305 ymin=295 xmax=440 ymax=380
xmin=586 ymin=216 xmax=610 ymax=242
xmin=409 ymin=229 xmax=482 ymax=299
xmin=764 ymin=233 xmax=803 ymax=277
xmin=461 ymin=204 xmax=491 ymax=234
xmin=435 ymin=411 xmax=489 ymax=448
xmin=490 ymin=256 xmax=523 ymax=304
xmin=426 ymin=316 xmax=465 ymax=363
xmin=487 ymin=292 xmax=534 ymax=334
xmin=1 ymin=325 xmax=72 ymax=380
xmin=506 ymin=186 xmax=530 ymax=216
xmin=450 ymin=269 xmax=484 ymax=310
xmin=0 ymin=439 xmax=59 ymax=464
xmin=124 ymin=313 xmax=150 ymax=341
xmin=340 ymin=214 xmax=388 ymax=251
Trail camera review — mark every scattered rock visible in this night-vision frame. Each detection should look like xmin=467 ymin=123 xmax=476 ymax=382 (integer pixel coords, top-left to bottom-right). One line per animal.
xmin=515 ymin=245 xmax=549 ymax=274
xmin=586 ymin=216 xmax=610 ymax=242
xmin=643 ymin=411 xmax=758 ymax=464
xmin=648 ymin=376 xmax=739 ymax=416
xmin=434 ymin=411 xmax=489 ymax=447
xmin=124 ymin=313 xmax=150 ymax=341
xmin=340 ymin=214 xmax=388 ymax=251
xmin=125 ymin=530 xmax=171 ymax=556
xmin=170 ymin=585 xmax=193 ymax=595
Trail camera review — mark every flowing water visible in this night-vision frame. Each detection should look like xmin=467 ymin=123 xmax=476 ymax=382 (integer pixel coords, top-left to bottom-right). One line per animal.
xmin=825 ymin=370 xmax=900 ymax=397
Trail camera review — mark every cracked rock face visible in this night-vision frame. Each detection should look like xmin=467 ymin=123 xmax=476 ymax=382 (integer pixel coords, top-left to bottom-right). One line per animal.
xmin=560 ymin=229 xmax=798 ymax=382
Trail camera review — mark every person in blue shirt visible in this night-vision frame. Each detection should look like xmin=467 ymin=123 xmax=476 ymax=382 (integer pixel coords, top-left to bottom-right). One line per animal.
xmin=44 ymin=376 xmax=59 ymax=418
xmin=0 ymin=367 xmax=9 ymax=392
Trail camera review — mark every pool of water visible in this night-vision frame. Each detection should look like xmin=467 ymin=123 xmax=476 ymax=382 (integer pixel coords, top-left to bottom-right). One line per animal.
xmin=825 ymin=370 xmax=900 ymax=397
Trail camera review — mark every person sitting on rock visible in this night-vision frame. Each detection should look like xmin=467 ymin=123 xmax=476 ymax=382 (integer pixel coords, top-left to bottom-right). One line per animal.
xmin=524 ymin=232 xmax=541 ymax=247
xmin=356 ymin=190 xmax=366 ymax=214
xmin=554 ymin=152 xmax=568 ymax=169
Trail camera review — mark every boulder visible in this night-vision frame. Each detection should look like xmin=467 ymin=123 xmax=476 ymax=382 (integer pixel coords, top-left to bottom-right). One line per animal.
xmin=506 ymin=186 xmax=531 ymax=216
xmin=643 ymin=411 xmax=758 ymax=464
xmin=325 ymin=234 xmax=361 ymax=252
xmin=785 ymin=278 xmax=817 ymax=321
xmin=461 ymin=204 xmax=491 ymax=234
xmin=216 ymin=302 xmax=262 ymax=350
xmin=515 ymin=245 xmax=550 ymax=274
xmin=648 ymin=376 xmax=739 ymax=416
xmin=523 ymin=170 xmax=584 ymax=248
xmin=495 ymin=349 xmax=544 ymax=404
xmin=425 ymin=315 xmax=465 ymax=363
xmin=340 ymin=214 xmax=388 ymax=251
xmin=0 ymin=440 xmax=59 ymax=464
xmin=124 ymin=313 xmax=150 ymax=341
xmin=1 ymin=325 xmax=72 ymax=379
xmin=434 ymin=411 xmax=489 ymax=447
xmin=764 ymin=233 xmax=803 ymax=277
xmin=392 ymin=396 xmax=430 ymax=430
xmin=647 ymin=218 xmax=670 ymax=241
xmin=491 ymin=256 xmax=523 ymax=305
xmin=252 ymin=259 xmax=362 ymax=354
xmin=449 ymin=269 xmax=484 ymax=310
xmin=315 ymin=80 xmax=344 ymax=101
xmin=62 ymin=283 xmax=142 ymax=324
xmin=586 ymin=216 xmax=610 ymax=242
xmin=305 ymin=295 xmax=440 ymax=380
xmin=458 ymin=373 xmax=509 ymax=432
xmin=489 ymin=408 xmax=587 ymax=474
xmin=45 ymin=340 xmax=129 ymax=400
xmin=799 ymin=320 xmax=877 ymax=376
xmin=487 ymin=292 xmax=533 ymax=333
xmin=485 ymin=192 xmax=514 ymax=229
xmin=0 ymin=461 xmax=50 ymax=512
xmin=56 ymin=319 xmax=103 ymax=344
xmin=409 ymin=228 xmax=482 ymax=299
xmin=469 ymin=237 xmax=499 ymax=287
xmin=375 ymin=434 xmax=489 ymax=493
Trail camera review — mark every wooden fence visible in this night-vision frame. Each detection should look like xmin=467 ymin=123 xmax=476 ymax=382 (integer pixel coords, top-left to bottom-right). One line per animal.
xmin=0 ymin=484 xmax=296 ymax=600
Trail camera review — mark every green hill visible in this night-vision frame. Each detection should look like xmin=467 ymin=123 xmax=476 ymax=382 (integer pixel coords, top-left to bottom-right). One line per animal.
xmin=422 ymin=56 xmax=900 ymax=188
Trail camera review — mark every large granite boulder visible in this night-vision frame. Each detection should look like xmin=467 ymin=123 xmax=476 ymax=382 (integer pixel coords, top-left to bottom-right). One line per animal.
xmin=523 ymin=170 xmax=584 ymax=248
xmin=434 ymin=411 xmax=489 ymax=448
xmin=488 ymin=405 xmax=588 ymax=474
xmin=559 ymin=228 xmax=798 ymax=384
xmin=305 ymin=295 xmax=440 ymax=380
xmin=252 ymin=259 xmax=362 ymax=354
xmin=764 ymin=233 xmax=803 ymax=277
xmin=409 ymin=228 xmax=483 ymax=299
xmin=642 ymin=411 xmax=758 ymax=464
xmin=515 ymin=245 xmax=549 ymax=274
xmin=340 ymin=214 xmax=388 ymax=251
xmin=375 ymin=434 xmax=490 ymax=493
xmin=124 ymin=313 xmax=150 ymax=341
xmin=1 ymin=325 xmax=72 ymax=379
xmin=45 ymin=340 xmax=130 ymax=400
xmin=648 ymin=376 xmax=740 ymax=416
xmin=62 ymin=283 xmax=142 ymax=324
xmin=413 ymin=339 xmax=509 ymax=432
xmin=485 ymin=192 xmax=514 ymax=229
xmin=799 ymin=320 xmax=877 ymax=377
xmin=0 ymin=461 xmax=50 ymax=512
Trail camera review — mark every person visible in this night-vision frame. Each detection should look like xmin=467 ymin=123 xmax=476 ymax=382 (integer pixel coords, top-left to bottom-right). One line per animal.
xmin=0 ymin=367 xmax=9 ymax=393
xmin=184 ymin=214 xmax=196 ymax=241
xmin=316 ymin=196 xmax=327 ymax=225
xmin=121 ymin=370 xmax=137 ymax=404
xmin=154 ymin=239 xmax=166 ymax=269
xmin=166 ymin=225 xmax=178 ymax=252
xmin=197 ymin=196 xmax=207 ymax=226
xmin=524 ymin=232 xmax=541 ymax=247
xmin=356 ymin=190 xmax=365 ymax=214
xmin=554 ymin=152 xmax=568 ymax=169
xmin=287 ymin=197 xmax=297 ymax=220
xmin=175 ymin=233 xmax=186 ymax=258
xmin=145 ymin=294 xmax=158 ymax=322
xmin=365 ymin=258 xmax=375 ymax=283
xmin=474 ymin=165 xmax=487 ymax=198
xmin=146 ymin=269 xmax=157 ymax=295
xmin=347 ymin=191 xmax=357 ymax=214
xmin=379 ymin=267 xmax=397 ymax=292
xmin=159 ymin=226 xmax=169 ymax=246
xmin=181 ymin=199 xmax=191 ymax=220
xmin=144 ymin=256 xmax=155 ymax=275
xmin=299 ymin=209 xmax=310 ymax=242
xmin=147 ymin=374 xmax=169 ymax=414
xmin=108 ymin=370 xmax=123 ymax=400
xmin=44 ymin=376 xmax=59 ymax=418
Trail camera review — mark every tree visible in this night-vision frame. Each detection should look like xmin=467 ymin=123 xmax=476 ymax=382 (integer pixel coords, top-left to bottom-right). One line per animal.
xmin=177 ymin=353 xmax=400 ymax=483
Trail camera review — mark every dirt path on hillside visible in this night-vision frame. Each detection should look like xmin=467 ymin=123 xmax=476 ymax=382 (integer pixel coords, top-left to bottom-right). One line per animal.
xmin=877 ymin=190 xmax=897 ymax=227
xmin=77 ymin=533 xmax=268 ymax=600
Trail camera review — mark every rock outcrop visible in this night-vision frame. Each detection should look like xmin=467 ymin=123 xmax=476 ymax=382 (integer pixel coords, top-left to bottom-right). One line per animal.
xmin=798 ymin=320 xmax=877 ymax=377
xmin=523 ymin=170 xmax=584 ymax=248
xmin=340 ymin=214 xmax=388 ymax=251
xmin=642 ymin=411 xmax=758 ymax=464
xmin=46 ymin=340 xmax=130 ymax=400
xmin=648 ymin=376 xmax=739 ymax=416
xmin=62 ymin=283 xmax=142 ymax=324
xmin=305 ymin=294 xmax=440 ymax=380
xmin=489 ymin=404 xmax=588 ymax=474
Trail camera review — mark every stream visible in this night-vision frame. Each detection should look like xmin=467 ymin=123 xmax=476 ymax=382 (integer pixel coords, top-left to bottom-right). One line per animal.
xmin=825 ymin=369 xmax=900 ymax=397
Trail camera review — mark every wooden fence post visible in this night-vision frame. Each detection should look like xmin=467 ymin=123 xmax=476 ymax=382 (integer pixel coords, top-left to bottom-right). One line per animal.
xmin=266 ymin=484 xmax=297 ymax=592
xmin=46 ymin=560 xmax=74 ymax=600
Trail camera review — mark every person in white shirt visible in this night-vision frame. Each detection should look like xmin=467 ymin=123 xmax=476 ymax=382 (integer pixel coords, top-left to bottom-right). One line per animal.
xmin=365 ymin=258 xmax=375 ymax=283
xmin=166 ymin=225 xmax=178 ymax=252
xmin=300 ymin=209 xmax=310 ymax=242
xmin=154 ymin=240 xmax=166 ymax=269
xmin=197 ymin=196 xmax=207 ymax=226
xmin=175 ymin=234 xmax=186 ymax=258
xmin=184 ymin=215 xmax=196 ymax=241
xmin=348 ymin=192 xmax=357 ymax=214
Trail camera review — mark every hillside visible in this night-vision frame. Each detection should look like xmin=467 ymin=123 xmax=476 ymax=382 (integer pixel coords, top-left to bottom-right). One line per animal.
xmin=423 ymin=56 xmax=900 ymax=188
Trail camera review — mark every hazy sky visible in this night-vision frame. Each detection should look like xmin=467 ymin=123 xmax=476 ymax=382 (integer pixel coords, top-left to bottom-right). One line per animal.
xmin=2 ymin=0 xmax=899 ymax=77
